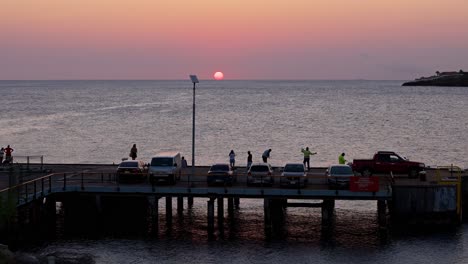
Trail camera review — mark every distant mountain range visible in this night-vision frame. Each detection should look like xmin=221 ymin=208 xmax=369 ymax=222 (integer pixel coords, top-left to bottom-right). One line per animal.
xmin=402 ymin=71 xmax=468 ymax=87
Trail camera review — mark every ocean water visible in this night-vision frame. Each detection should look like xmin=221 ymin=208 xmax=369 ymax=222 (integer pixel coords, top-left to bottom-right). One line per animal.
xmin=2 ymin=80 xmax=468 ymax=263
xmin=0 ymin=80 xmax=467 ymax=168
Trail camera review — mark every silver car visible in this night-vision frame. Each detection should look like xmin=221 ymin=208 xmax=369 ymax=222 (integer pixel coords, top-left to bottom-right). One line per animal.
xmin=326 ymin=164 xmax=354 ymax=189
xmin=247 ymin=163 xmax=274 ymax=186
xmin=280 ymin=163 xmax=307 ymax=188
xmin=207 ymin=163 xmax=235 ymax=186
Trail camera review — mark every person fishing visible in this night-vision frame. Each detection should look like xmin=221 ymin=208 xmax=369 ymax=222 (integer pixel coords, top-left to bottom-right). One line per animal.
xmin=301 ymin=147 xmax=317 ymax=171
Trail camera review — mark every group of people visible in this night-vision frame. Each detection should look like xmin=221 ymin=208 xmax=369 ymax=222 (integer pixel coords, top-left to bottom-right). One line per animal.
xmin=228 ymin=147 xmax=348 ymax=171
xmin=129 ymin=143 xmax=347 ymax=170
xmin=0 ymin=145 xmax=14 ymax=165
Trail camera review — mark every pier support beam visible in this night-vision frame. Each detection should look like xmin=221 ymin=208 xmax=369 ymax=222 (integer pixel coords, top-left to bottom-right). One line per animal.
xmin=177 ymin=196 xmax=184 ymax=215
xmin=207 ymin=198 xmax=215 ymax=234
xmin=264 ymin=199 xmax=272 ymax=230
xmin=166 ymin=197 xmax=172 ymax=226
xmin=188 ymin=197 xmax=194 ymax=207
xmin=217 ymin=197 xmax=224 ymax=228
xmin=44 ymin=196 xmax=57 ymax=240
xmin=321 ymin=199 xmax=335 ymax=224
xmin=234 ymin=198 xmax=240 ymax=209
xmin=150 ymin=196 xmax=160 ymax=235
xmin=227 ymin=198 xmax=234 ymax=217
xmin=378 ymin=200 xmax=387 ymax=228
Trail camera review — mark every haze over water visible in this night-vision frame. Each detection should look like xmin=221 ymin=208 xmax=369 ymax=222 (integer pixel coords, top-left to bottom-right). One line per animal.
xmin=0 ymin=80 xmax=467 ymax=168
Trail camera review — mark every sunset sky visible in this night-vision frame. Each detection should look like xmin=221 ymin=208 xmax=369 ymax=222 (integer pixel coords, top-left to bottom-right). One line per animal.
xmin=1 ymin=0 xmax=468 ymax=80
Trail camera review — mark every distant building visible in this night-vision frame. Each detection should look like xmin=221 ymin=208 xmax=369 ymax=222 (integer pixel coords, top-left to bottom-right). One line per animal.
xmin=439 ymin=71 xmax=459 ymax=76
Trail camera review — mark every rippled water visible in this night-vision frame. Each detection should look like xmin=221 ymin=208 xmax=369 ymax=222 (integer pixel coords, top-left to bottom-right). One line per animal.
xmin=2 ymin=80 xmax=468 ymax=263
xmin=1 ymin=80 xmax=467 ymax=168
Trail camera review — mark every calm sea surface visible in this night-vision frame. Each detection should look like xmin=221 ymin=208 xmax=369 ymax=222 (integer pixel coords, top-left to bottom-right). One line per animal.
xmin=0 ymin=80 xmax=467 ymax=167
xmin=2 ymin=80 xmax=468 ymax=263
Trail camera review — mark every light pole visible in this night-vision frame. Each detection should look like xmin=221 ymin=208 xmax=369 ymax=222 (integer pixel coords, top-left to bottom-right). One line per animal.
xmin=189 ymin=75 xmax=199 ymax=187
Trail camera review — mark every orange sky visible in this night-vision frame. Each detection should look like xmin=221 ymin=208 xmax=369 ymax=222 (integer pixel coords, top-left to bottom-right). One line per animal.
xmin=1 ymin=0 xmax=468 ymax=79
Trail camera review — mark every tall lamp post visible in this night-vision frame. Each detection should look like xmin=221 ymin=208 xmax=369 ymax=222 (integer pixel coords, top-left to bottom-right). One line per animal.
xmin=189 ymin=75 xmax=199 ymax=187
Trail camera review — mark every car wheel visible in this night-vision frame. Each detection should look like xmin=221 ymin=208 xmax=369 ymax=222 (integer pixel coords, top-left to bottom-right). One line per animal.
xmin=361 ymin=168 xmax=373 ymax=176
xmin=408 ymin=169 xmax=418 ymax=179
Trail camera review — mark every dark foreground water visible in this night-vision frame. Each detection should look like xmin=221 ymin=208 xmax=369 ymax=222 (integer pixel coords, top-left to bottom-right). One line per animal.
xmin=2 ymin=80 xmax=467 ymax=263
xmin=15 ymin=199 xmax=468 ymax=264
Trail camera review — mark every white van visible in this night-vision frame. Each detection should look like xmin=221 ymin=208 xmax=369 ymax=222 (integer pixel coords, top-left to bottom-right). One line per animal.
xmin=149 ymin=152 xmax=181 ymax=184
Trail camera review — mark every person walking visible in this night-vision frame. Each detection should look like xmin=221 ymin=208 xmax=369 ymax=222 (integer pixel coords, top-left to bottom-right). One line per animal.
xmin=339 ymin=153 xmax=347 ymax=165
xmin=247 ymin=151 xmax=252 ymax=170
xmin=4 ymin=145 xmax=14 ymax=164
xmin=301 ymin=147 xmax=317 ymax=171
xmin=229 ymin=150 xmax=236 ymax=168
xmin=129 ymin=144 xmax=138 ymax=160
xmin=0 ymin=147 xmax=4 ymax=164
xmin=262 ymin=149 xmax=271 ymax=163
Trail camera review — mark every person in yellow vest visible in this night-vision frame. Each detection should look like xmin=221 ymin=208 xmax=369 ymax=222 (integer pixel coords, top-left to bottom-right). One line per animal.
xmin=339 ymin=153 xmax=347 ymax=164
xmin=301 ymin=147 xmax=317 ymax=171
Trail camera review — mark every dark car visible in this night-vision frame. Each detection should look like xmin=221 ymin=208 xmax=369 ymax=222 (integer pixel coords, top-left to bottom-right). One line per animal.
xmin=207 ymin=163 xmax=235 ymax=186
xmin=117 ymin=160 xmax=148 ymax=183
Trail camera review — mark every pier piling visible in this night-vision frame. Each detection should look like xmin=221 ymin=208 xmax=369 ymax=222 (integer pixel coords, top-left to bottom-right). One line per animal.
xmin=321 ymin=199 xmax=335 ymax=224
xmin=177 ymin=196 xmax=183 ymax=215
xmin=217 ymin=197 xmax=224 ymax=228
xmin=166 ymin=196 xmax=172 ymax=226
xmin=264 ymin=199 xmax=272 ymax=230
xmin=207 ymin=198 xmax=215 ymax=234
xmin=378 ymin=200 xmax=387 ymax=228
xmin=227 ymin=198 xmax=234 ymax=217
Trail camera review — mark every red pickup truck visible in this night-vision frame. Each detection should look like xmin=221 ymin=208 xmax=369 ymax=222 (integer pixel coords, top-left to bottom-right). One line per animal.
xmin=351 ymin=151 xmax=425 ymax=178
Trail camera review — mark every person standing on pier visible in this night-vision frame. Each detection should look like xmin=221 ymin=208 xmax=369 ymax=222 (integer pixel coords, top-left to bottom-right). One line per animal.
xmin=247 ymin=151 xmax=252 ymax=170
xmin=339 ymin=153 xmax=347 ymax=164
xmin=4 ymin=145 xmax=14 ymax=164
xmin=129 ymin=144 xmax=138 ymax=160
xmin=229 ymin=150 xmax=236 ymax=168
xmin=0 ymin=147 xmax=4 ymax=164
xmin=181 ymin=156 xmax=188 ymax=168
xmin=262 ymin=149 xmax=271 ymax=163
xmin=301 ymin=147 xmax=317 ymax=171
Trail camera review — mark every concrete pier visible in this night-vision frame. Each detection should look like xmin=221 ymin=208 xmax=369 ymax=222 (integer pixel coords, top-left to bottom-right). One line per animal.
xmin=2 ymin=164 xmax=466 ymax=244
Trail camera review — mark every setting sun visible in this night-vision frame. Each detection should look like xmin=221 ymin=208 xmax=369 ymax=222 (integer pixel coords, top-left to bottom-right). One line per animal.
xmin=214 ymin=72 xmax=224 ymax=80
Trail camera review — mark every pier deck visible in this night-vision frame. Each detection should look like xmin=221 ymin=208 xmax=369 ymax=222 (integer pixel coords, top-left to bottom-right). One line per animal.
xmin=1 ymin=164 xmax=394 ymax=204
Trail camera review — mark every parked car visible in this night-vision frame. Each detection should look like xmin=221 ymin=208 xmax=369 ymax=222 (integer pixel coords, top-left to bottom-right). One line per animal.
xmin=247 ymin=163 xmax=274 ymax=186
xmin=326 ymin=164 xmax=354 ymax=189
xmin=117 ymin=160 xmax=148 ymax=183
xmin=280 ymin=163 xmax=307 ymax=188
xmin=207 ymin=163 xmax=235 ymax=186
xmin=352 ymin=151 xmax=425 ymax=178
xmin=149 ymin=152 xmax=182 ymax=184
